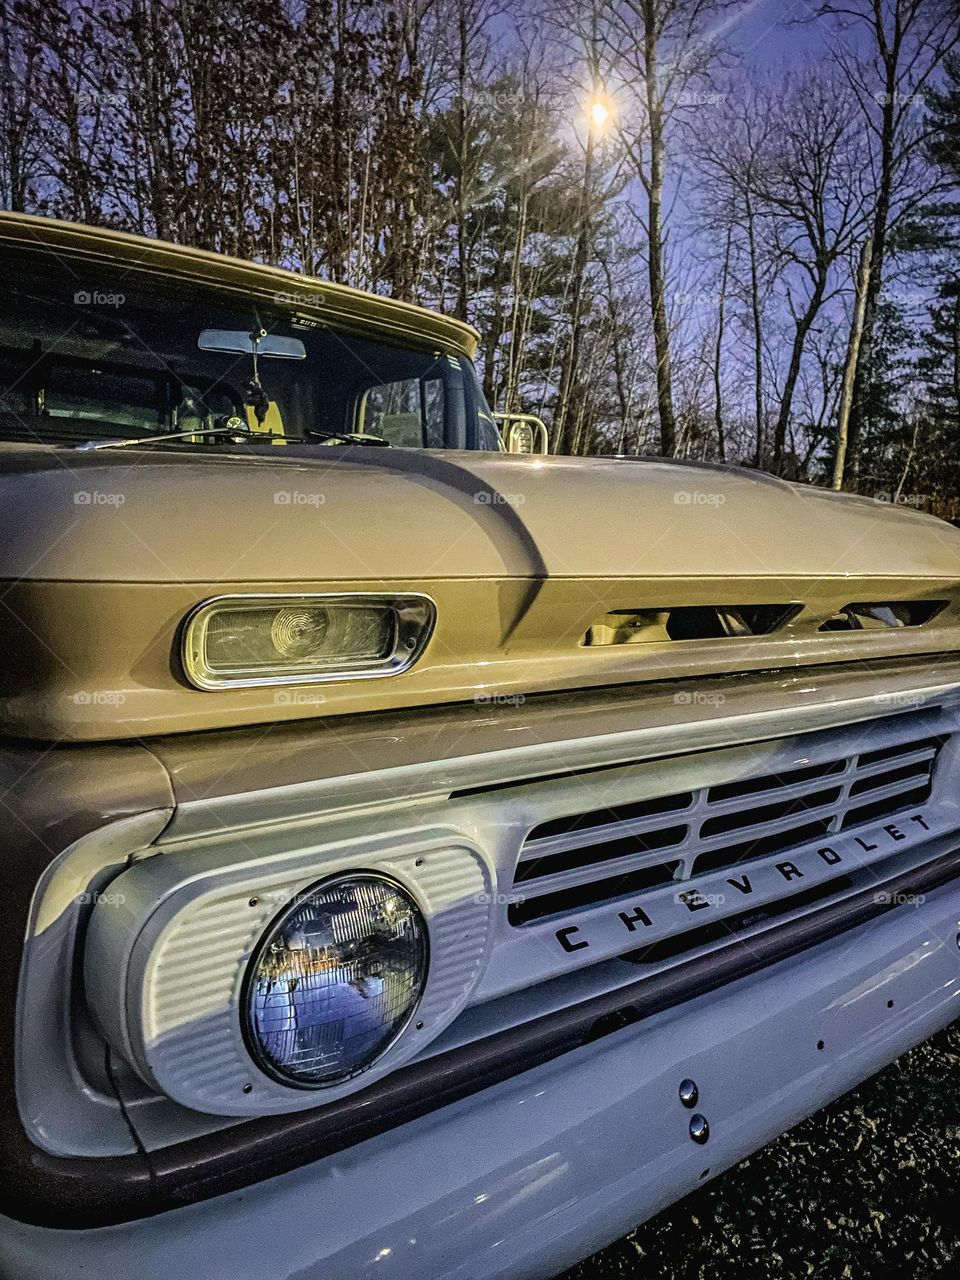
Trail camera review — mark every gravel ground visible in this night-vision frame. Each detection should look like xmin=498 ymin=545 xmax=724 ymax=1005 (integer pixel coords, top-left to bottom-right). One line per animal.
xmin=559 ymin=1020 xmax=960 ymax=1280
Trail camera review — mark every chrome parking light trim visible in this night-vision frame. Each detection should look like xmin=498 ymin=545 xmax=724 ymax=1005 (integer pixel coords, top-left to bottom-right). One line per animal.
xmin=181 ymin=591 xmax=437 ymax=690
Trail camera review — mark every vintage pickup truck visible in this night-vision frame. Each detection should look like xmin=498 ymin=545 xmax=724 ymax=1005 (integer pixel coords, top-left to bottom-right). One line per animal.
xmin=1 ymin=212 xmax=959 ymax=1280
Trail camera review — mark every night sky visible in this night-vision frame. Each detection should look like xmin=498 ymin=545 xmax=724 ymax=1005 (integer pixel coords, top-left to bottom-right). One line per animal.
xmin=722 ymin=0 xmax=856 ymax=67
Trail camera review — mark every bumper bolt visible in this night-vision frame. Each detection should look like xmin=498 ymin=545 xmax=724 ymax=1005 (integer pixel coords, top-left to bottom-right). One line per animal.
xmin=689 ymin=1114 xmax=710 ymax=1144
xmin=678 ymin=1078 xmax=699 ymax=1108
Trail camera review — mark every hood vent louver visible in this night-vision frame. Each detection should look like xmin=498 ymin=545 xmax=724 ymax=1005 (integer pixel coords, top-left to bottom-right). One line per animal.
xmin=583 ymin=598 xmax=951 ymax=646
xmin=819 ymin=601 xmax=947 ymax=632
xmin=584 ymin=603 xmax=802 ymax=647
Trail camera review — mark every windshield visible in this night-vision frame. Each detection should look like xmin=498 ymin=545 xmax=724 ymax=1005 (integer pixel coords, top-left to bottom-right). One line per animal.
xmin=0 ymin=245 xmax=502 ymax=451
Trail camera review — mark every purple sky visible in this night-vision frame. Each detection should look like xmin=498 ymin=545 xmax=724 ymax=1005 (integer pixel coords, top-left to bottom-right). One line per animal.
xmin=717 ymin=0 xmax=865 ymax=72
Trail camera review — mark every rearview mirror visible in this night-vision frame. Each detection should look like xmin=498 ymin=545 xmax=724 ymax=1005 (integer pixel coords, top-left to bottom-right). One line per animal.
xmin=496 ymin=413 xmax=549 ymax=454
xmin=198 ymin=330 xmax=306 ymax=360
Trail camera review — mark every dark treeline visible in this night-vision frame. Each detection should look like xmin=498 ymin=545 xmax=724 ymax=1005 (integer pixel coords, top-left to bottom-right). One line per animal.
xmin=1 ymin=0 xmax=959 ymax=509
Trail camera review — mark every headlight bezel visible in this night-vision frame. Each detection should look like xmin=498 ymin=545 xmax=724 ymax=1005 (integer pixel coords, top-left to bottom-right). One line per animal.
xmin=240 ymin=871 xmax=430 ymax=1090
xmin=81 ymin=830 xmax=492 ymax=1118
xmin=181 ymin=591 xmax=436 ymax=690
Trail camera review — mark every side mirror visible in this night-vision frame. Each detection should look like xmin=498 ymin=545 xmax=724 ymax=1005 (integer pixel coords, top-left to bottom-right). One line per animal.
xmin=496 ymin=413 xmax=549 ymax=454
xmin=198 ymin=330 xmax=306 ymax=360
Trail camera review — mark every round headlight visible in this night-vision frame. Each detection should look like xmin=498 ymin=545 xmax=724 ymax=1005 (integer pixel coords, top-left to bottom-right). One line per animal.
xmin=243 ymin=874 xmax=428 ymax=1088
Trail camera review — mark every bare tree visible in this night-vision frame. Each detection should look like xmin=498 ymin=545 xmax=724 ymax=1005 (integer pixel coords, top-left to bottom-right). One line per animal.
xmin=609 ymin=0 xmax=727 ymax=455
xmin=539 ymin=0 xmax=607 ymax=454
xmin=0 ymin=2 xmax=40 ymax=211
xmin=755 ymin=71 xmax=871 ymax=471
xmin=811 ymin=0 xmax=960 ymax=480
xmin=694 ymin=84 xmax=780 ymax=466
xmin=426 ymin=0 xmax=498 ymax=318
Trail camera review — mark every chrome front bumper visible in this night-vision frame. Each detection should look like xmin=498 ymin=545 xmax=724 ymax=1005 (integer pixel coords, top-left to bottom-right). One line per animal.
xmin=4 ymin=874 xmax=960 ymax=1280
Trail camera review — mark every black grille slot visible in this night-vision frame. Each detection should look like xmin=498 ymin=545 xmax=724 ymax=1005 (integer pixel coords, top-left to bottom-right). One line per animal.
xmin=707 ymin=759 xmax=844 ymax=804
xmin=692 ymin=818 xmax=834 ymax=876
xmin=841 ymin=784 xmax=934 ymax=830
xmin=857 ymin=735 xmax=945 ymax=768
xmin=700 ymin=786 xmax=842 ymax=839
xmin=525 ymin=790 xmax=692 ymax=843
xmin=514 ymin=824 xmax=687 ymax=883
xmin=508 ymin=861 xmax=681 ymax=925
xmin=849 ymin=760 xmax=932 ymax=797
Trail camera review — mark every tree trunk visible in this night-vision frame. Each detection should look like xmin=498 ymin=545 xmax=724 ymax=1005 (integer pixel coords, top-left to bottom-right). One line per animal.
xmin=454 ymin=4 xmax=469 ymax=322
xmin=329 ymin=0 xmax=348 ymax=281
xmin=745 ymin=189 xmax=764 ymax=467
xmin=643 ymin=3 xmax=675 ymax=455
xmin=713 ymin=225 xmax=731 ymax=462
xmin=504 ymin=179 xmax=531 ymax=414
xmin=774 ymin=275 xmax=826 ymax=467
xmin=553 ymin=125 xmax=595 ymax=454
xmin=846 ymin=40 xmax=897 ymax=481
xmin=0 ymin=3 xmax=27 ymax=211
xmin=832 ymin=237 xmax=872 ymax=490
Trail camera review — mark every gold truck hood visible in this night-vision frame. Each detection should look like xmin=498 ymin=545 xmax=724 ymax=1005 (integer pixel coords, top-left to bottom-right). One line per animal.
xmin=1 ymin=444 xmax=959 ymax=739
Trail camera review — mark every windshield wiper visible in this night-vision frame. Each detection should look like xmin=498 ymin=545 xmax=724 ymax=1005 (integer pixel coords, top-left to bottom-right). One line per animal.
xmin=76 ymin=422 xmax=285 ymax=451
xmin=303 ymin=429 xmax=391 ymax=447
xmin=77 ymin=423 xmax=391 ymax=451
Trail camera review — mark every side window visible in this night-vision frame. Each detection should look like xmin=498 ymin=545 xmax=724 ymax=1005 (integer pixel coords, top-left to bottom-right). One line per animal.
xmin=360 ymin=375 xmax=446 ymax=447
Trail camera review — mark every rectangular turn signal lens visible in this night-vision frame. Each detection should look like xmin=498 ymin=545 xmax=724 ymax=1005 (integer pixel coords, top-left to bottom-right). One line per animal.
xmin=182 ymin=593 xmax=435 ymax=689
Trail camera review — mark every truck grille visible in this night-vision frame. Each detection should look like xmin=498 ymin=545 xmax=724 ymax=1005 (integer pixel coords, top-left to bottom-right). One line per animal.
xmin=508 ymin=729 xmax=945 ymax=927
